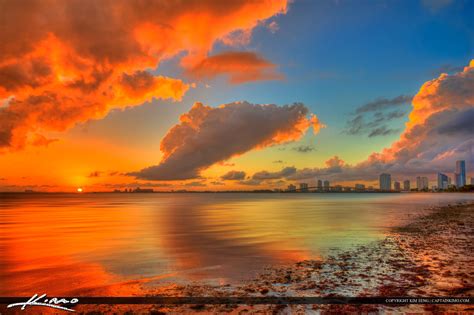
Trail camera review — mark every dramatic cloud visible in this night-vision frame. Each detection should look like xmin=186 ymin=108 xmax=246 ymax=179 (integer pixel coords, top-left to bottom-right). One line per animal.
xmin=131 ymin=101 xmax=323 ymax=180
xmin=0 ymin=0 xmax=288 ymax=150
xmin=221 ymin=170 xmax=247 ymax=180
xmin=187 ymin=51 xmax=284 ymax=84
xmin=368 ymin=60 xmax=474 ymax=170
xmin=249 ymin=61 xmax=474 ymax=185
xmin=336 ymin=60 xmax=474 ymax=179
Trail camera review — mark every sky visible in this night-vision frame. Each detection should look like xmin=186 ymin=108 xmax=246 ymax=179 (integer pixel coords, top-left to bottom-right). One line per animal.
xmin=0 ymin=0 xmax=473 ymax=192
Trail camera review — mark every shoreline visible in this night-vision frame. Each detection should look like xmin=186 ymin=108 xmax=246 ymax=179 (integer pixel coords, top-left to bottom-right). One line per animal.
xmin=74 ymin=201 xmax=474 ymax=313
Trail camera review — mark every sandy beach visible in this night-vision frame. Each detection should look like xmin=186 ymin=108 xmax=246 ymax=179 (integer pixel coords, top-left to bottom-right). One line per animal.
xmin=70 ymin=200 xmax=474 ymax=314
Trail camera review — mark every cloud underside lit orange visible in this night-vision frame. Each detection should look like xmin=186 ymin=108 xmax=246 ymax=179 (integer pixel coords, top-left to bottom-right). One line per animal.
xmin=361 ymin=59 xmax=474 ymax=171
xmin=130 ymin=101 xmax=324 ymax=180
xmin=248 ymin=60 xmax=474 ymax=184
xmin=187 ymin=51 xmax=284 ymax=84
xmin=0 ymin=0 xmax=288 ymax=151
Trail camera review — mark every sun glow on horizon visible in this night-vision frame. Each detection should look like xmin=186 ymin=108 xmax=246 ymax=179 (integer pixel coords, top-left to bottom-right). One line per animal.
xmin=77 ymin=187 xmax=83 ymax=193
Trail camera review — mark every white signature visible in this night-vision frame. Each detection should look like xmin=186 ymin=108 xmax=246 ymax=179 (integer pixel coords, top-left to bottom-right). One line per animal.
xmin=7 ymin=293 xmax=79 ymax=312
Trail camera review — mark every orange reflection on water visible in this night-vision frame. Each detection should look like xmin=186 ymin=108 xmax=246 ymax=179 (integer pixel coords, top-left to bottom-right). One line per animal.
xmin=1 ymin=194 xmax=157 ymax=296
xmin=2 ymin=194 xmax=307 ymax=296
xmin=3 ymin=192 xmax=472 ymax=297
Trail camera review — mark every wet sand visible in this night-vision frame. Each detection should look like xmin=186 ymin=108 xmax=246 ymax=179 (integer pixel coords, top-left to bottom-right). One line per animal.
xmin=62 ymin=202 xmax=474 ymax=313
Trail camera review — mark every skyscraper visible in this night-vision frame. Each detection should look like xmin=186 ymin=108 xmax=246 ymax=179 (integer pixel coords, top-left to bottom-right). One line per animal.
xmin=454 ymin=160 xmax=466 ymax=187
xmin=299 ymin=183 xmax=309 ymax=192
xmin=317 ymin=180 xmax=322 ymax=189
xmin=323 ymin=180 xmax=330 ymax=190
xmin=403 ymin=180 xmax=410 ymax=191
xmin=379 ymin=173 xmax=391 ymax=191
xmin=416 ymin=176 xmax=429 ymax=190
xmin=437 ymin=173 xmax=449 ymax=190
xmin=394 ymin=181 xmax=401 ymax=191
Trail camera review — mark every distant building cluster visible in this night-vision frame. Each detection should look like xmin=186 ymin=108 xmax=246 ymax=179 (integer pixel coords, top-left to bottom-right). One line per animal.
xmin=113 ymin=187 xmax=154 ymax=193
xmin=285 ymin=159 xmax=472 ymax=193
xmin=416 ymin=176 xmax=429 ymax=191
xmin=377 ymin=160 xmax=469 ymax=192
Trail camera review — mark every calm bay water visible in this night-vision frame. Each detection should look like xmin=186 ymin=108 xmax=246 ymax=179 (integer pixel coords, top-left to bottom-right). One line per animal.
xmin=1 ymin=192 xmax=474 ymax=296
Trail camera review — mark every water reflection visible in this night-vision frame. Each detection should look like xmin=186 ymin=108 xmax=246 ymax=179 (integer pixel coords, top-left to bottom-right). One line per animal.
xmin=1 ymin=193 xmax=473 ymax=296
xmin=154 ymin=197 xmax=311 ymax=284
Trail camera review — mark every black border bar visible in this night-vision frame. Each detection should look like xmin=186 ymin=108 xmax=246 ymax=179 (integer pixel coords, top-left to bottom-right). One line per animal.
xmin=0 ymin=297 xmax=472 ymax=305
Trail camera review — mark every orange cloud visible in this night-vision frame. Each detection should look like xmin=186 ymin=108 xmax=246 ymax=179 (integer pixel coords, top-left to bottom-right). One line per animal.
xmin=244 ymin=60 xmax=474 ymax=186
xmin=130 ymin=101 xmax=323 ymax=180
xmin=187 ymin=51 xmax=284 ymax=84
xmin=325 ymin=156 xmax=345 ymax=168
xmin=0 ymin=0 xmax=288 ymax=151
xmin=370 ymin=59 xmax=474 ymax=165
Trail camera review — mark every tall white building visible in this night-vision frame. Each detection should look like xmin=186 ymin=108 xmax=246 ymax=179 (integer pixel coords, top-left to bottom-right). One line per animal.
xmin=379 ymin=173 xmax=391 ymax=191
xmin=299 ymin=183 xmax=309 ymax=192
xmin=323 ymin=180 xmax=330 ymax=190
xmin=416 ymin=176 xmax=429 ymax=190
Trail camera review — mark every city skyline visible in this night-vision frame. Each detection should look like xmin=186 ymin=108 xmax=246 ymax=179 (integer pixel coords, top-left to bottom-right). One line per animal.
xmin=111 ymin=158 xmax=474 ymax=193
xmin=287 ymin=159 xmax=471 ymax=192
xmin=0 ymin=0 xmax=473 ymax=192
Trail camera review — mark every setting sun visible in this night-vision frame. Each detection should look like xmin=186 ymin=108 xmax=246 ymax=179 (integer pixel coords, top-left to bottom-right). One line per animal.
xmin=77 ymin=188 xmax=83 ymax=193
